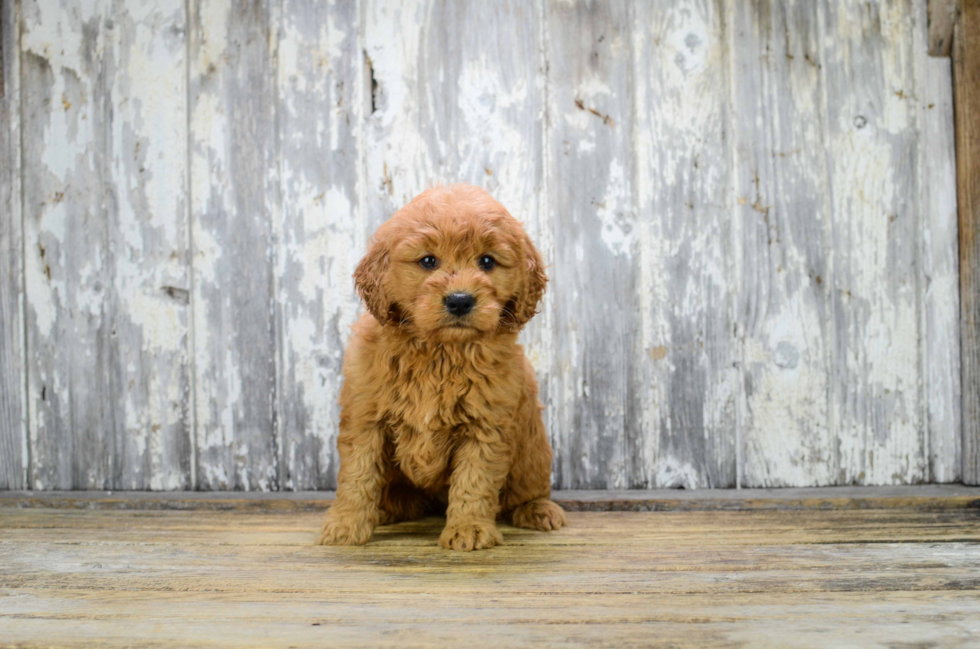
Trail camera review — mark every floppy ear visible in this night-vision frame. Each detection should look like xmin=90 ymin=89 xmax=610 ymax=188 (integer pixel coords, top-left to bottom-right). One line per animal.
xmin=353 ymin=234 xmax=393 ymax=324
xmin=509 ymin=231 xmax=548 ymax=329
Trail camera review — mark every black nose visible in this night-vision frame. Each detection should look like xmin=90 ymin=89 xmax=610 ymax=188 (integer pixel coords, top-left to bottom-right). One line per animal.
xmin=444 ymin=292 xmax=476 ymax=317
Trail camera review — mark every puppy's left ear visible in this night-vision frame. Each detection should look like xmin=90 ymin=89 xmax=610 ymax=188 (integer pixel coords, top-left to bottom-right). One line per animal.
xmin=509 ymin=230 xmax=548 ymax=329
xmin=353 ymin=233 xmax=394 ymax=325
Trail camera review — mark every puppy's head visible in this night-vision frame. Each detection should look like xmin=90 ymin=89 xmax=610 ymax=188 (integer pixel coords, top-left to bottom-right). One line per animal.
xmin=354 ymin=184 xmax=546 ymax=342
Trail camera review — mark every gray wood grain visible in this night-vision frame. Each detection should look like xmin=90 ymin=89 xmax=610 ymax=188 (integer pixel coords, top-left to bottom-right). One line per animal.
xmin=545 ymin=0 xmax=634 ymax=489
xmin=0 ymin=0 xmax=26 ymax=489
xmin=919 ymin=30 xmax=961 ymax=482
xmin=630 ymin=0 xmax=738 ymax=488
xmin=822 ymin=0 xmax=926 ymax=484
xmin=21 ymin=0 xmax=192 ymax=490
xmin=22 ymin=0 xmax=116 ymax=489
xmin=733 ymin=0 xmax=835 ymax=487
xmin=105 ymin=0 xmax=192 ymax=490
xmin=359 ymin=0 xmax=545 ymax=233
xmin=188 ymin=0 xmax=280 ymax=490
xmin=3 ymin=0 xmax=967 ymax=491
xmin=276 ymin=0 xmax=361 ymax=490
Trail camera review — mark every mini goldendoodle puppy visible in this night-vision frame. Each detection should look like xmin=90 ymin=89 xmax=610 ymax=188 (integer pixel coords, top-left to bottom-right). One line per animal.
xmin=317 ymin=184 xmax=565 ymax=551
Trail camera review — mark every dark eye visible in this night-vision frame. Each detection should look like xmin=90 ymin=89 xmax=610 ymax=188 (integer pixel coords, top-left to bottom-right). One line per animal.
xmin=419 ymin=255 xmax=438 ymax=270
xmin=478 ymin=255 xmax=496 ymax=271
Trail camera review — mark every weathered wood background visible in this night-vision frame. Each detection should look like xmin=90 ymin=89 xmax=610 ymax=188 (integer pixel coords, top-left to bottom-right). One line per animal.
xmin=0 ymin=0 xmax=963 ymax=491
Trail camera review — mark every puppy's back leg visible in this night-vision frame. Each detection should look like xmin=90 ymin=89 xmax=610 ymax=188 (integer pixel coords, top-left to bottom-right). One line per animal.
xmin=501 ymin=399 xmax=566 ymax=532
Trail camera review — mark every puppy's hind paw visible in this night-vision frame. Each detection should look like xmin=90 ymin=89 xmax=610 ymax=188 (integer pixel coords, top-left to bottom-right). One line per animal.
xmin=316 ymin=513 xmax=375 ymax=546
xmin=512 ymin=498 xmax=566 ymax=531
xmin=439 ymin=520 xmax=503 ymax=552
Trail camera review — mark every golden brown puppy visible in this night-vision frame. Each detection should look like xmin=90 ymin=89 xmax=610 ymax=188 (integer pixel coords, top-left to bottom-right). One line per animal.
xmin=317 ymin=184 xmax=565 ymax=551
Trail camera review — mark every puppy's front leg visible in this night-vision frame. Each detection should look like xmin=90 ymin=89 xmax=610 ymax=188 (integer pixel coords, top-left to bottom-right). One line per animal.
xmin=439 ymin=430 xmax=509 ymax=551
xmin=317 ymin=424 xmax=386 ymax=546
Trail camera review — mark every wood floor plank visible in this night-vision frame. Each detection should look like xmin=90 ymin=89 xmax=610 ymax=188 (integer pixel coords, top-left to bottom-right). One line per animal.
xmin=3 ymin=510 xmax=980 ymax=548
xmin=1 ymin=508 xmax=978 ymax=647
xmin=3 ymin=485 xmax=979 ymax=512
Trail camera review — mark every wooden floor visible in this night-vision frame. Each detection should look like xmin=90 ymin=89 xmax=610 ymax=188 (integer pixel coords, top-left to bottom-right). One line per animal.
xmin=2 ymin=489 xmax=980 ymax=648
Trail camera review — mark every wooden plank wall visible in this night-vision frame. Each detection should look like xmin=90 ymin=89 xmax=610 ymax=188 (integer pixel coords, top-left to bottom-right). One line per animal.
xmin=954 ymin=0 xmax=980 ymax=483
xmin=0 ymin=0 xmax=962 ymax=490
xmin=0 ymin=0 xmax=27 ymax=489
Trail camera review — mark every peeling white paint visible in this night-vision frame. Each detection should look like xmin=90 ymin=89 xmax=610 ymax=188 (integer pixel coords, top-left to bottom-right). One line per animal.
xmin=654 ymin=457 xmax=701 ymax=490
xmin=595 ymin=159 xmax=633 ymax=257
xmin=10 ymin=0 xmax=962 ymax=491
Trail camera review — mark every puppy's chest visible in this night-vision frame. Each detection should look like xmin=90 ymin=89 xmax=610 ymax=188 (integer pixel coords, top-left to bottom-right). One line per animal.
xmin=394 ymin=377 xmax=483 ymax=429
xmin=384 ymin=366 xmax=498 ymax=490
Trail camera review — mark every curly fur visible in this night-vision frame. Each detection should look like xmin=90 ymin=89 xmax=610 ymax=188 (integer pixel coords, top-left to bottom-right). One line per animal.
xmin=317 ymin=184 xmax=565 ymax=551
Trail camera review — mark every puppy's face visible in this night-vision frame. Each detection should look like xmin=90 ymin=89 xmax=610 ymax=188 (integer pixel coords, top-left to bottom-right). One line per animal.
xmin=354 ymin=185 xmax=546 ymax=342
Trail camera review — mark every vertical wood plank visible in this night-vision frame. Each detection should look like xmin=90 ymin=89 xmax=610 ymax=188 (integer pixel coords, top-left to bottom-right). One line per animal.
xmin=360 ymin=1 xmax=544 ymax=236
xmin=360 ymin=0 xmax=429 ymax=230
xmin=0 ymin=0 xmax=27 ymax=489
xmin=822 ymin=0 xmax=926 ymax=484
xmin=276 ymin=0 xmax=361 ymax=490
xmin=521 ymin=2 xmax=555 ymax=490
xmin=105 ymin=0 xmax=192 ymax=489
xmin=22 ymin=0 xmax=114 ymax=489
xmin=927 ymin=0 xmax=957 ymax=57
xmin=918 ymin=3 xmax=960 ymax=482
xmin=21 ymin=0 xmax=192 ymax=490
xmin=630 ymin=0 xmax=738 ymax=488
xmin=360 ymin=0 xmax=547 ymax=484
xmin=955 ymin=0 xmax=980 ymax=484
xmin=189 ymin=0 xmax=279 ymax=490
xmin=544 ymin=0 xmax=633 ymax=489
xmin=733 ymin=0 xmax=835 ymax=487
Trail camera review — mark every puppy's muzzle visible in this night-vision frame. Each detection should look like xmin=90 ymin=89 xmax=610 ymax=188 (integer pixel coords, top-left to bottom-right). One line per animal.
xmin=444 ymin=292 xmax=476 ymax=317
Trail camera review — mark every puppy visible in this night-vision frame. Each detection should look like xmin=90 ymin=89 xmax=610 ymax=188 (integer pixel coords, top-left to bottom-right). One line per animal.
xmin=317 ymin=184 xmax=565 ymax=551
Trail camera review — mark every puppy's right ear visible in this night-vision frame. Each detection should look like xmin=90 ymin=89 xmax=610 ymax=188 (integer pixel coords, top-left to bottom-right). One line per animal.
xmin=353 ymin=234 xmax=392 ymax=324
xmin=509 ymin=230 xmax=548 ymax=329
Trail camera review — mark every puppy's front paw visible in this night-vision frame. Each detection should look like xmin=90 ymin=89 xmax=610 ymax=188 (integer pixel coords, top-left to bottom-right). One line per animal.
xmin=317 ymin=512 xmax=375 ymax=546
xmin=439 ymin=519 xmax=503 ymax=552
xmin=512 ymin=498 xmax=566 ymax=531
